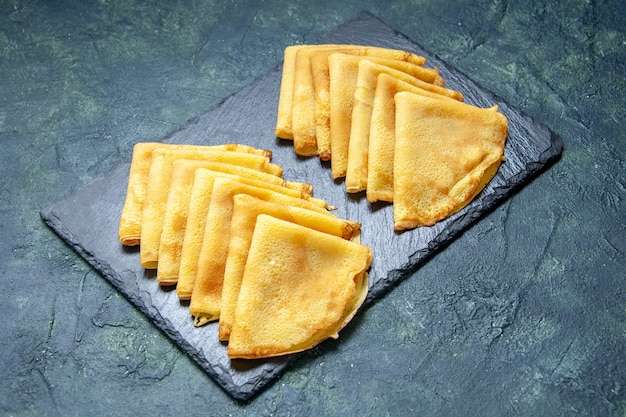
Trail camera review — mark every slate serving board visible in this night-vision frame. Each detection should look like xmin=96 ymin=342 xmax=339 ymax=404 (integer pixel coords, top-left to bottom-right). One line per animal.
xmin=40 ymin=11 xmax=563 ymax=400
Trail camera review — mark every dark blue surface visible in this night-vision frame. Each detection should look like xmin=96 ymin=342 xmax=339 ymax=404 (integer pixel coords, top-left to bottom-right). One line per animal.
xmin=1 ymin=1 xmax=624 ymax=415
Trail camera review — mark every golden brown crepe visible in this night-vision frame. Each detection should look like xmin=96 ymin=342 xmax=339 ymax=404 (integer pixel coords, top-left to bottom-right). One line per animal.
xmin=189 ymin=177 xmax=334 ymax=326
xmin=227 ymin=214 xmax=372 ymax=359
xmin=218 ymin=194 xmax=361 ymax=341
xmin=156 ymin=160 xmax=313 ymax=286
xmin=364 ymin=74 xmax=463 ymax=202
xmin=346 ymin=61 xmax=464 ymax=193
xmin=393 ymin=92 xmax=508 ymax=230
xmin=308 ymin=48 xmax=432 ymax=160
xmin=328 ymin=53 xmax=444 ymax=179
xmin=118 ymin=142 xmax=270 ymax=246
xmin=139 ymin=147 xmax=282 ymax=269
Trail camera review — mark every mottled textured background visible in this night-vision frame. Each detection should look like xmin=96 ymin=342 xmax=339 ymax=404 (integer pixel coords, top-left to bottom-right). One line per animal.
xmin=1 ymin=1 xmax=624 ymax=416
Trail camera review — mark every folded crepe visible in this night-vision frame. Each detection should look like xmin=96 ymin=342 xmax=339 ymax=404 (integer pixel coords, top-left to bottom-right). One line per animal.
xmin=227 ymin=214 xmax=372 ymax=359
xmin=365 ymin=74 xmax=463 ymax=203
xmin=156 ymin=160 xmax=313 ymax=286
xmin=139 ymin=147 xmax=282 ymax=269
xmin=308 ymin=47 xmax=431 ymax=160
xmin=189 ymin=177 xmax=333 ymax=326
xmin=275 ymin=44 xmax=346 ymax=141
xmin=346 ymin=61 xmax=464 ymax=193
xmin=119 ymin=142 xmax=270 ymax=246
xmin=328 ymin=53 xmax=441 ymax=179
xmin=218 ymin=194 xmax=361 ymax=341
xmin=393 ymin=92 xmax=508 ymax=230
xmin=288 ymin=45 xmax=352 ymax=156
xmin=176 ymin=169 xmax=326 ymax=300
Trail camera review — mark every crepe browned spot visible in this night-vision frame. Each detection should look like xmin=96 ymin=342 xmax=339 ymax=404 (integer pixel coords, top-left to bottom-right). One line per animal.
xmin=393 ymin=92 xmax=508 ymax=230
xmin=218 ymin=194 xmax=361 ymax=341
xmin=346 ymin=61 xmax=464 ymax=193
xmin=139 ymin=147 xmax=282 ymax=269
xmin=227 ymin=215 xmax=372 ymax=359
xmin=118 ymin=142 xmax=270 ymax=246
xmin=328 ymin=53 xmax=443 ymax=179
xmin=189 ymin=178 xmax=334 ymax=326
xmin=157 ymin=160 xmax=313 ymax=286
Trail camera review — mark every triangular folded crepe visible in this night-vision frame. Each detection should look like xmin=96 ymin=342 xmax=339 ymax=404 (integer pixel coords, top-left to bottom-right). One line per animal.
xmin=393 ymin=92 xmax=508 ymax=230
xmin=189 ymin=178 xmax=334 ymax=326
xmin=218 ymin=194 xmax=361 ymax=341
xmin=139 ymin=147 xmax=282 ymax=269
xmin=328 ymin=53 xmax=441 ymax=179
xmin=156 ymin=160 xmax=313 ymax=286
xmin=119 ymin=142 xmax=270 ymax=246
xmin=366 ymin=74 xmax=462 ymax=202
xmin=227 ymin=215 xmax=372 ymax=359
xmin=346 ymin=61 xmax=464 ymax=193
xmin=308 ymin=48 xmax=432 ymax=160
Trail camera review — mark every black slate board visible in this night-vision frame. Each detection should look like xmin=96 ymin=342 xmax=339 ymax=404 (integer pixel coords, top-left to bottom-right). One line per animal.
xmin=40 ymin=11 xmax=562 ymax=400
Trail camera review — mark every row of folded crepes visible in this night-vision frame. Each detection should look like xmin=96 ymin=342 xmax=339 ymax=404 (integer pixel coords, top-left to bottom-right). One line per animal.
xmin=275 ymin=44 xmax=509 ymax=230
xmin=118 ymin=142 xmax=372 ymax=359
